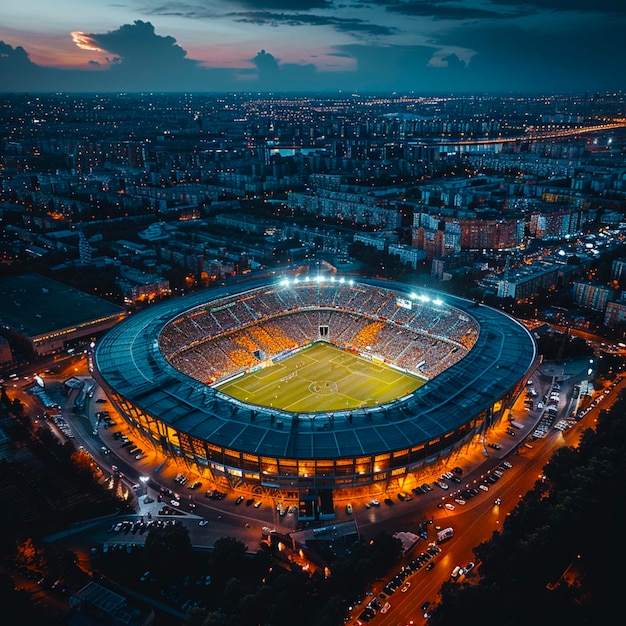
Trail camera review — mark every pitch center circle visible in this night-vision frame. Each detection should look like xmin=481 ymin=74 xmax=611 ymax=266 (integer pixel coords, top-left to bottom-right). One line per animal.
xmin=309 ymin=381 xmax=339 ymax=395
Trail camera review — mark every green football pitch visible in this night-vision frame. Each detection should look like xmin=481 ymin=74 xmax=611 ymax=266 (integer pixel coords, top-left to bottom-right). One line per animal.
xmin=216 ymin=342 xmax=426 ymax=413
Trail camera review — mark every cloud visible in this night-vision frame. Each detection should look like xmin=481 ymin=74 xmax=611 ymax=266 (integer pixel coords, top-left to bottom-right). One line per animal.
xmin=143 ymin=1 xmax=395 ymax=38
xmin=335 ymin=42 xmax=470 ymax=92
xmin=65 ymin=20 xmax=240 ymax=92
xmin=0 ymin=39 xmax=111 ymax=92
xmin=0 ymin=41 xmax=46 ymax=91
xmin=381 ymin=0 xmax=519 ymax=20
xmin=229 ymin=11 xmax=396 ymax=36
xmin=438 ymin=15 xmax=626 ymax=93
xmin=1 ymin=8 xmax=625 ymax=95
xmin=0 ymin=20 xmax=341 ymax=94
xmin=0 ymin=40 xmax=36 ymax=71
xmin=442 ymin=51 xmax=466 ymax=69
xmin=251 ymin=48 xmax=322 ymax=89
xmin=144 ymin=0 xmax=333 ymax=19
xmin=235 ymin=0 xmax=333 ymax=8
xmin=0 ymin=33 xmax=504 ymax=94
xmin=1 ymin=21 xmax=248 ymax=93
xmin=253 ymin=48 xmax=280 ymax=75
xmin=487 ymin=0 xmax=626 ymax=15
xmin=76 ymin=21 xmax=192 ymax=69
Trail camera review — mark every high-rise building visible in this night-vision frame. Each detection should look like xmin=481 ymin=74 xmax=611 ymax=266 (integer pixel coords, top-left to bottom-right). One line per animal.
xmin=572 ymin=281 xmax=613 ymax=312
xmin=604 ymin=301 xmax=626 ymax=328
xmin=611 ymin=258 xmax=626 ymax=283
xmin=497 ymin=261 xmax=560 ymax=300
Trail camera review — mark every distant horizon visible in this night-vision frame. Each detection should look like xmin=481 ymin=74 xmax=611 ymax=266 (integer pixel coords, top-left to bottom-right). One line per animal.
xmin=2 ymin=89 xmax=620 ymax=97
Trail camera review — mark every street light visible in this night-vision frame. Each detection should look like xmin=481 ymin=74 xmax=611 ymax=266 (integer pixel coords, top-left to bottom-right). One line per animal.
xmin=140 ymin=475 xmax=149 ymax=495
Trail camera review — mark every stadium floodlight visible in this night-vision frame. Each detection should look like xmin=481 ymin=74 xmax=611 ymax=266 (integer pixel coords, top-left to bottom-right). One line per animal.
xmin=409 ymin=292 xmax=417 ymax=300
xmin=349 ymin=279 xmax=354 ymax=285
xmin=139 ymin=475 xmax=150 ymax=494
xmin=433 ymin=298 xmax=443 ymax=306
xmin=280 ymin=278 xmax=289 ymax=287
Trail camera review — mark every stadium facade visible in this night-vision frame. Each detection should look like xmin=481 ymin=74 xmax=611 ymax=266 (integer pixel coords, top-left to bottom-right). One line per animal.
xmin=93 ymin=274 xmax=537 ymax=495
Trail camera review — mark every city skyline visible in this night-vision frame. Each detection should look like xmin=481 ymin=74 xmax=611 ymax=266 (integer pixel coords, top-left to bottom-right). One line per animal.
xmin=1 ymin=0 xmax=625 ymax=94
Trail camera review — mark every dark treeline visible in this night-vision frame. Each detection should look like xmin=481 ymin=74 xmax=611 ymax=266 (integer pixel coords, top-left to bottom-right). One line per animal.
xmin=92 ymin=526 xmax=404 ymax=626
xmin=426 ymin=389 xmax=626 ymax=626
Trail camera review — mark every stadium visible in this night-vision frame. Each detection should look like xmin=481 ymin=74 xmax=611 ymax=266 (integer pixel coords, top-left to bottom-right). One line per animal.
xmin=93 ymin=273 xmax=537 ymax=501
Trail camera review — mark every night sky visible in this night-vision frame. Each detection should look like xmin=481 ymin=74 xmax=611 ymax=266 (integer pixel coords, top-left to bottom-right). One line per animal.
xmin=1 ymin=0 xmax=624 ymax=94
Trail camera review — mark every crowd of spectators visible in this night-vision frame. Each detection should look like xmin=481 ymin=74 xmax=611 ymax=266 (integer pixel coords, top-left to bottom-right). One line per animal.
xmin=159 ymin=283 xmax=480 ymax=384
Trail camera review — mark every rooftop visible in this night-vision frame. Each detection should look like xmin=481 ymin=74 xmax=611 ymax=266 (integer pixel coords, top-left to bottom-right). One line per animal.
xmin=0 ymin=274 xmax=126 ymax=338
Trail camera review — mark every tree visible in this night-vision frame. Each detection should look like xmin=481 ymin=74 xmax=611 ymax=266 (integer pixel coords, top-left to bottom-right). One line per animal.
xmin=211 ymin=536 xmax=247 ymax=585
xmin=221 ymin=577 xmax=245 ymax=612
xmin=143 ymin=522 xmax=192 ymax=581
xmin=14 ymin=538 xmax=45 ymax=572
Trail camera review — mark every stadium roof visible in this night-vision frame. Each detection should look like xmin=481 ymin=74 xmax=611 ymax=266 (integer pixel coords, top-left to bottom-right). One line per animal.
xmin=0 ymin=273 xmax=126 ymax=338
xmin=95 ymin=276 xmax=537 ymax=460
